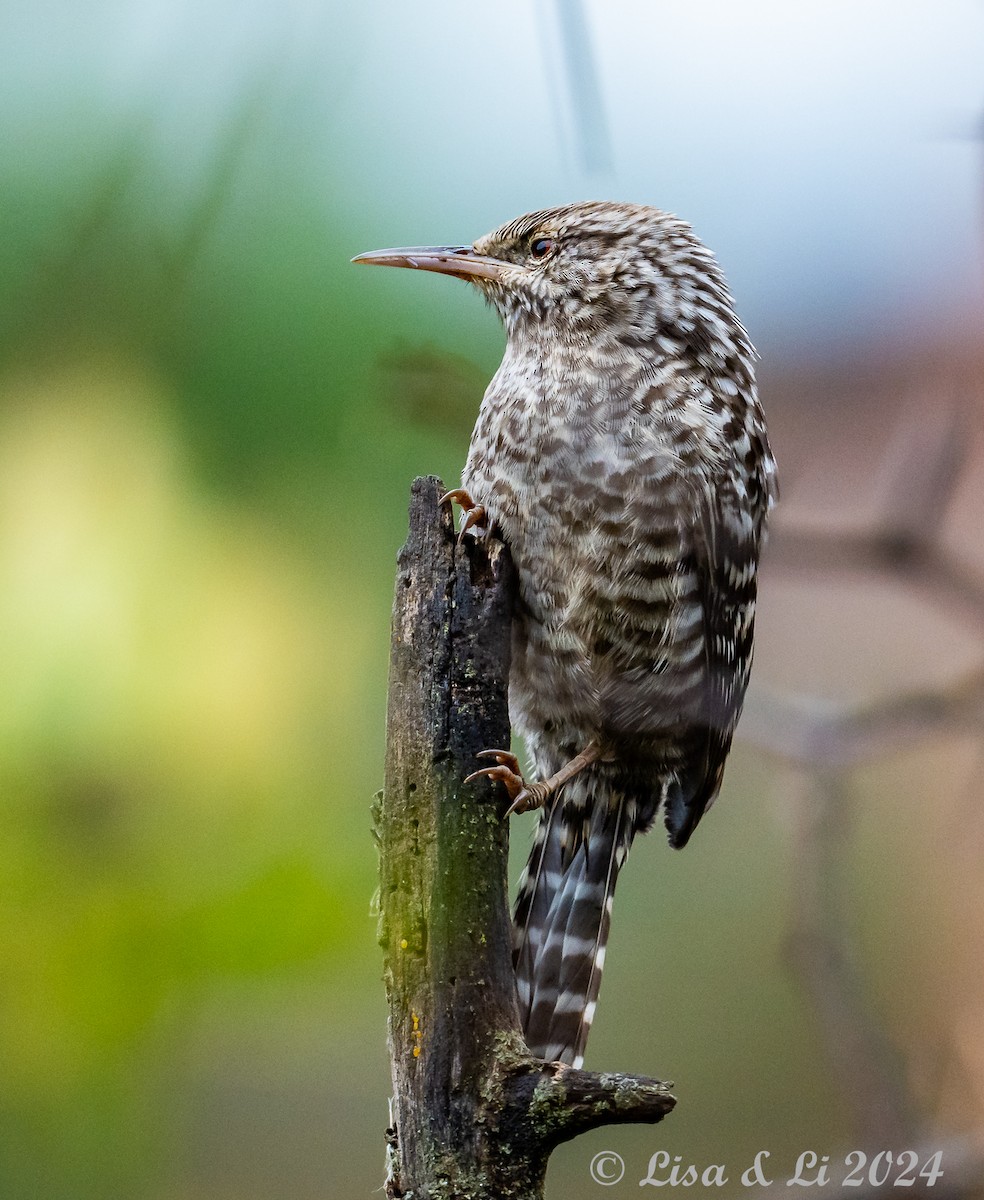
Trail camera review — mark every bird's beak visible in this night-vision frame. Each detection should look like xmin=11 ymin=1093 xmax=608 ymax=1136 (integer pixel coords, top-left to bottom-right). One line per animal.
xmin=350 ymin=245 xmax=507 ymax=283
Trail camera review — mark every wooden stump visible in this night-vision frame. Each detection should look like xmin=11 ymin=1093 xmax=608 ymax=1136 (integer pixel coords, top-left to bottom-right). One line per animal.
xmin=375 ymin=476 xmax=675 ymax=1200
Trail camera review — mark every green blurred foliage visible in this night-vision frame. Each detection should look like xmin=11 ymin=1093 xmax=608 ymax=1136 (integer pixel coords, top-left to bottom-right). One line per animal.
xmin=0 ymin=53 xmax=468 ymax=1196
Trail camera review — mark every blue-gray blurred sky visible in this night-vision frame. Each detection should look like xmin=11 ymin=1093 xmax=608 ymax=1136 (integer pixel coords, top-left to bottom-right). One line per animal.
xmin=6 ymin=0 xmax=983 ymax=359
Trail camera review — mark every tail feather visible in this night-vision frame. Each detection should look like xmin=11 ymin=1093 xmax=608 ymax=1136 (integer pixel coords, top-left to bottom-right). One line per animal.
xmin=513 ymin=785 xmax=634 ymax=1068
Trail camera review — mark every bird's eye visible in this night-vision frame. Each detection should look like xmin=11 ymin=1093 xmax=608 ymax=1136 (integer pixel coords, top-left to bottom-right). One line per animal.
xmin=529 ymin=236 xmax=555 ymax=260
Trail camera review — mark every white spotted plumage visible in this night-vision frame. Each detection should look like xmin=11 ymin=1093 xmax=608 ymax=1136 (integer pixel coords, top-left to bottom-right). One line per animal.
xmin=362 ymin=200 xmax=777 ymax=1068
xmin=453 ymin=202 xmax=777 ymax=1067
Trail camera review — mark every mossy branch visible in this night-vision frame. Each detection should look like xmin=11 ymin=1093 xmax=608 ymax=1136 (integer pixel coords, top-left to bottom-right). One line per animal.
xmin=375 ymin=476 xmax=674 ymax=1200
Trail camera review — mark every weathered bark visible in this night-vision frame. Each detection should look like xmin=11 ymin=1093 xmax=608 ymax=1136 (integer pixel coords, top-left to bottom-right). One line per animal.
xmin=375 ymin=476 xmax=675 ymax=1200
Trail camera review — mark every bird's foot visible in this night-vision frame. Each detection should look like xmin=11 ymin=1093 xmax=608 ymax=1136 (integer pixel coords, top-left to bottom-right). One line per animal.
xmin=465 ymin=750 xmax=550 ymax=815
xmin=439 ymin=487 xmax=488 ymax=545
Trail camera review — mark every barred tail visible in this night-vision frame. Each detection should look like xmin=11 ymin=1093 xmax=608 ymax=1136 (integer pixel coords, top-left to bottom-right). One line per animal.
xmin=513 ymin=785 xmax=634 ymax=1068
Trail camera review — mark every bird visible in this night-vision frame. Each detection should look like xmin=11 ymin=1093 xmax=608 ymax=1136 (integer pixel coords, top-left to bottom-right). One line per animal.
xmin=353 ymin=201 xmax=777 ymax=1069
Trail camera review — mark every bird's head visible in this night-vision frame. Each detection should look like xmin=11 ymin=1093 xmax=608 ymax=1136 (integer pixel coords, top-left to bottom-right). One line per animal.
xmin=353 ymin=201 xmax=746 ymax=362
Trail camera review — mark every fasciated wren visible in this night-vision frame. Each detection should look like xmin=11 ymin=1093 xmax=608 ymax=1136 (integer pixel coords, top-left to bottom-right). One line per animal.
xmin=354 ymin=201 xmax=777 ymax=1068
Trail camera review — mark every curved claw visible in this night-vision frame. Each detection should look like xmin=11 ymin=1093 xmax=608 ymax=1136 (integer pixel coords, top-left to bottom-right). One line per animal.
xmin=505 ymin=782 xmax=549 ymax=817
xmin=474 ymin=749 xmax=521 ymax=773
xmin=465 ymin=750 xmax=526 ymax=802
xmin=464 ymin=764 xmax=512 ymax=787
xmin=439 ymin=487 xmax=473 ymax=508
xmin=464 ymin=763 xmax=521 ymax=791
xmin=465 ymin=748 xmax=549 ymax=816
xmin=439 ymin=487 xmax=489 ymax=545
xmin=457 ymin=504 xmax=488 ymax=544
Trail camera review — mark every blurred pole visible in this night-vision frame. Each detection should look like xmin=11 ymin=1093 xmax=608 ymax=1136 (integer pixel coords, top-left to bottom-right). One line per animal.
xmin=785 ymin=769 xmax=918 ymax=1147
xmin=535 ymin=0 xmax=613 ymax=174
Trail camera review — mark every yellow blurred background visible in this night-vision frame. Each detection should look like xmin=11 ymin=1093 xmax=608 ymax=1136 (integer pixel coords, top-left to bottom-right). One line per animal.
xmin=3 ymin=2 xmax=984 ymax=1197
